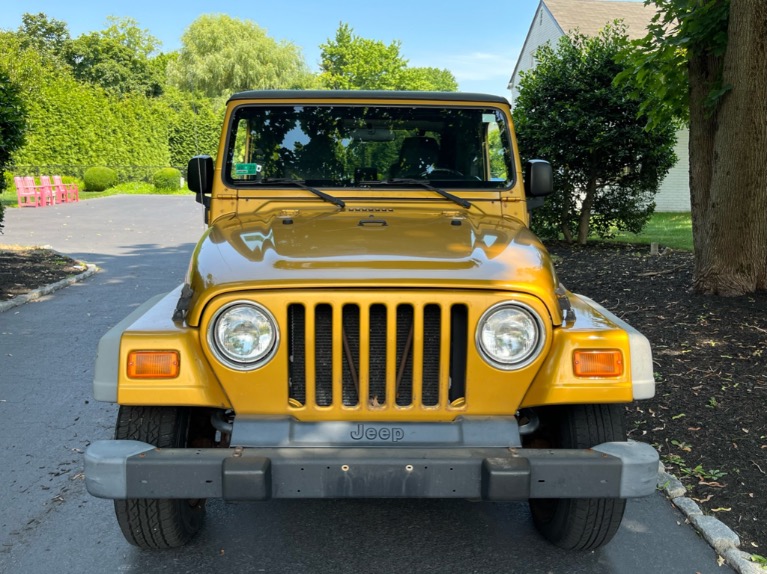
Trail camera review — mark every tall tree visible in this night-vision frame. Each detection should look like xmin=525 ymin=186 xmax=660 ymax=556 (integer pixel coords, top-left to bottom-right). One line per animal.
xmin=168 ymin=15 xmax=313 ymax=98
xmin=320 ymin=23 xmax=407 ymax=90
xmin=64 ymin=16 xmax=164 ymax=97
xmin=17 ymin=12 xmax=70 ymax=56
xmin=319 ymin=23 xmax=457 ymax=91
xmin=399 ymin=67 xmax=459 ymax=91
xmin=0 ymin=70 xmax=28 ymax=230
xmin=620 ymin=0 xmax=767 ymax=295
xmin=515 ymin=26 xmax=676 ymax=244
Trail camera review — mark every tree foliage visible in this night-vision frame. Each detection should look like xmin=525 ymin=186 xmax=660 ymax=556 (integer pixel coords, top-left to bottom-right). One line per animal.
xmin=17 ymin=12 xmax=70 ymax=56
xmin=0 ymin=69 xmax=28 ymax=229
xmin=1 ymin=30 xmax=169 ymax=177
xmin=162 ymin=88 xmax=222 ymax=166
xmin=168 ymin=14 xmax=314 ymax=98
xmin=320 ymin=23 xmax=457 ymax=91
xmin=620 ymin=0 xmax=766 ymax=295
xmin=320 ymin=23 xmax=407 ymax=90
xmin=399 ymin=67 xmax=459 ymax=91
xmin=515 ymin=25 xmax=676 ymax=244
xmin=615 ymin=0 xmax=729 ymax=129
xmin=0 ymin=23 xmax=226 ymax=180
xmin=63 ymin=17 xmax=165 ymax=97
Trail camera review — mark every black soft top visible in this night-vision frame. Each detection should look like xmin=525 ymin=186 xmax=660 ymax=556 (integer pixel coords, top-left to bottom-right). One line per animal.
xmin=228 ymin=90 xmax=509 ymax=105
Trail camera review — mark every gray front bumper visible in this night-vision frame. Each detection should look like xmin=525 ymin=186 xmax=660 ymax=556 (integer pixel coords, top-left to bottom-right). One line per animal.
xmin=85 ymin=440 xmax=658 ymax=501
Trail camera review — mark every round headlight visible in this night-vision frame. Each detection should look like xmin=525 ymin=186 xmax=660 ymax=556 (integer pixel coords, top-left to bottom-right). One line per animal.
xmin=477 ymin=303 xmax=544 ymax=370
xmin=209 ymin=302 xmax=278 ymax=370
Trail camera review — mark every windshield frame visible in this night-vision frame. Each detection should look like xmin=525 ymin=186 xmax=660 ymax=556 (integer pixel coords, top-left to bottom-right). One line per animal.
xmin=221 ymin=102 xmax=517 ymax=193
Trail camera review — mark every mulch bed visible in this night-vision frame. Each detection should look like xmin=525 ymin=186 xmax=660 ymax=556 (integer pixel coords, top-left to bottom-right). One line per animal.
xmin=548 ymin=241 xmax=766 ymax=551
xmin=0 ymin=243 xmax=764 ymax=550
xmin=0 ymin=248 xmax=85 ymax=301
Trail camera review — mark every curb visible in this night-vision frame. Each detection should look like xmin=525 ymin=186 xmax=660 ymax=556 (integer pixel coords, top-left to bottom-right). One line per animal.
xmin=658 ymin=462 xmax=766 ymax=573
xmin=0 ymin=262 xmax=98 ymax=313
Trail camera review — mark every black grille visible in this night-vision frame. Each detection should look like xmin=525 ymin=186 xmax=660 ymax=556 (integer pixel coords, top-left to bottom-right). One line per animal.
xmin=368 ymin=304 xmax=388 ymax=405
xmin=314 ymin=304 xmax=333 ymax=406
xmin=288 ymin=301 xmax=468 ymax=410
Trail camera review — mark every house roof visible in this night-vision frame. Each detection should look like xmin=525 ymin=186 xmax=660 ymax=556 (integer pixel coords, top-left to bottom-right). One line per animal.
xmin=508 ymin=0 xmax=656 ymax=91
xmin=544 ymin=0 xmax=656 ymax=40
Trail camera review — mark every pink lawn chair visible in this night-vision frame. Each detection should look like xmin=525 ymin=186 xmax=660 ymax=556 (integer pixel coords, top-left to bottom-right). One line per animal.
xmin=23 ymin=176 xmax=49 ymax=206
xmin=38 ymin=175 xmax=57 ymax=205
xmin=14 ymin=176 xmax=40 ymax=207
xmin=53 ymin=175 xmax=79 ymax=202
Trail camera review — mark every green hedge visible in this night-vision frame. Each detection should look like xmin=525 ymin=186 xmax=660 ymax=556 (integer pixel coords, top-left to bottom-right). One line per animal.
xmin=163 ymin=88 xmax=222 ymax=167
xmin=1 ymin=36 xmax=221 ymax=186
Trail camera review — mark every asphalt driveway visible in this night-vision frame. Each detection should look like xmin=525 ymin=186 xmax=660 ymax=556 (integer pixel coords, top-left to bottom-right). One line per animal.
xmin=0 ymin=196 xmax=733 ymax=573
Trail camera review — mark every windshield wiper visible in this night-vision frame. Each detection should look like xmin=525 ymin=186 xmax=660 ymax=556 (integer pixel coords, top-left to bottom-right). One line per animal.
xmin=385 ymin=178 xmax=471 ymax=209
xmin=256 ymin=178 xmax=345 ymax=208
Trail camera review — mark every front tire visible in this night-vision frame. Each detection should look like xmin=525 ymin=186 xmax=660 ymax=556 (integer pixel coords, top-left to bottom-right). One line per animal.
xmin=528 ymin=404 xmax=627 ymax=550
xmin=113 ymin=406 xmax=206 ymax=549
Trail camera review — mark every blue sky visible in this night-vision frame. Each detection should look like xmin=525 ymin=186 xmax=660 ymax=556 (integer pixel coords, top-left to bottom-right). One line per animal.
xmin=0 ymin=0 xmax=542 ymax=98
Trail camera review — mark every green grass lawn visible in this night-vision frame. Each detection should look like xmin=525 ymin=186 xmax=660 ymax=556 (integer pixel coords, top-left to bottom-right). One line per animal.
xmin=78 ymin=182 xmax=189 ymax=200
xmin=607 ymin=212 xmax=693 ymax=251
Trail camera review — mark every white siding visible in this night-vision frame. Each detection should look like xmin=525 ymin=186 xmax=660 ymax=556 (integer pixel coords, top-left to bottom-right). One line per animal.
xmin=509 ymin=3 xmax=563 ymax=104
xmin=654 ymin=128 xmax=690 ymax=212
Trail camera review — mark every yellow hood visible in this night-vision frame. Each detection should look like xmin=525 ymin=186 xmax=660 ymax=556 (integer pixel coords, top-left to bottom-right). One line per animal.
xmin=185 ymin=206 xmax=561 ymax=325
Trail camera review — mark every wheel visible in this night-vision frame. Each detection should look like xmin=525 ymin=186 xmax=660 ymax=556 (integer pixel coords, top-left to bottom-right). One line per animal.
xmin=527 ymin=404 xmax=627 ymax=550
xmin=113 ymin=406 xmax=206 ymax=549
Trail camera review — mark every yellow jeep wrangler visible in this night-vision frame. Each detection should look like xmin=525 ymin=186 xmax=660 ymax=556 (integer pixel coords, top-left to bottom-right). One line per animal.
xmin=85 ymin=90 xmax=658 ymax=550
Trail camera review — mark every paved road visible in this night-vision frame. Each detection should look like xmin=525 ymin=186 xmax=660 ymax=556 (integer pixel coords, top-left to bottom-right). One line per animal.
xmin=0 ymin=196 xmax=731 ymax=574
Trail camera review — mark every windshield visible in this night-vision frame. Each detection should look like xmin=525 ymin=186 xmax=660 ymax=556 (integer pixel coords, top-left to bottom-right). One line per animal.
xmin=225 ymin=104 xmax=514 ymax=189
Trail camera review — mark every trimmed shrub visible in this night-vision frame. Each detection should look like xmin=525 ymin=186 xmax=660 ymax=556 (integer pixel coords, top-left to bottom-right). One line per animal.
xmin=84 ymin=167 xmax=118 ymax=191
xmin=153 ymin=167 xmax=181 ymax=191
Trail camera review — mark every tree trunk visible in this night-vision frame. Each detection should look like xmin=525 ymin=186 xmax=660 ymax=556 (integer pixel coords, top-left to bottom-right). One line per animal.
xmin=562 ymin=224 xmax=574 ymax=243
xmin=691 ymin=0 xmax=767 ymax=295
xmin=688 ymin=52 xmax=720 ymax=264
xmin=561 ymin=194 xmax=574 ymax=243
xmin=577 ymin=177 xmax=597 ymax=245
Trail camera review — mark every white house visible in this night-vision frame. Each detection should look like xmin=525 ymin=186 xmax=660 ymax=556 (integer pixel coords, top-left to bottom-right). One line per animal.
xmin=508 ymin=0 xmax=690 ymax=212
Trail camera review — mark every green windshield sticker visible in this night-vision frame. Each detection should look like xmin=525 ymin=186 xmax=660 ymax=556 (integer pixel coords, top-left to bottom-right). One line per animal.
xmin=234 ymin=163 xmax=262 ymax=176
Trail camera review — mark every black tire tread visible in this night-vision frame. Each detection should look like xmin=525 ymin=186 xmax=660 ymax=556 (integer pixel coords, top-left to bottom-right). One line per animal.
xmin=530 ymin=404 xmax=627 ymax=551
xmin=113 ymin=406 xmax=204 ymax=549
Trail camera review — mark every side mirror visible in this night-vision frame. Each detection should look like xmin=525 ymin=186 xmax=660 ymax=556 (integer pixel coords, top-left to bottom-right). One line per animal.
xmin=524 ymin=159 xmax=553 ymax=198
xmin=187 ymin=155 xmax=214 ymax=206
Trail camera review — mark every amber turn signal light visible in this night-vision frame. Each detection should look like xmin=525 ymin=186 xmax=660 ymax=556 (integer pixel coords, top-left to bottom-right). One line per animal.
xmin=127 ymin=351 xmax=180 ymax=379
xmin=573 ymin=350 xmax=623 ymax=377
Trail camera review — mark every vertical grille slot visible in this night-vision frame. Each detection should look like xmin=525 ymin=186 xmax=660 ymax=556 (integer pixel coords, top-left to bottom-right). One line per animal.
xmin=288 ymin=304 xmax=306 ymax=405
xmin=368 ymin=304 xmax=388 ymax=406
xmin=287 ymin=297 xmax=468 ymax=411
xmin=449 ymin=304 xmax=468 ymax=403
xmin=341 ymin=305 xmax=360 ymax=406
xmin=422 ymin=304 xmax=441 ymax=406
xmin=395 ymin=304 xmax=414 ymax=406
xmin=314 ymin=304 xmax=333 ymax=406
